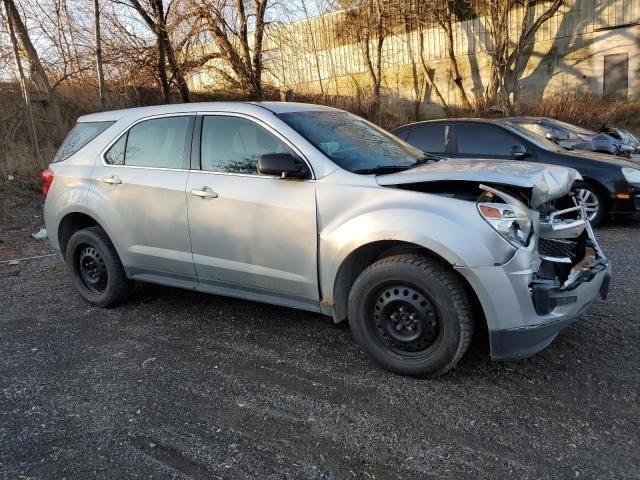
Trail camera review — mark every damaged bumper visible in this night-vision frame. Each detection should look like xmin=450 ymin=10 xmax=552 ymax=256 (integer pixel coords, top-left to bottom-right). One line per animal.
xmin=456 ymin=221 xmax=610 ymax=362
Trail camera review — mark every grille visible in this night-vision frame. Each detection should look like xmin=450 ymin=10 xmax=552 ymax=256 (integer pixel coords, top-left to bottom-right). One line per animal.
xmin=539 ymin=238 xmax=580 ymax=260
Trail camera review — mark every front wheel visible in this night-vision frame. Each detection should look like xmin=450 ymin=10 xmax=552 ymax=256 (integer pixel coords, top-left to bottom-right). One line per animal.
xmin=348 ymin=254 xmax=473 ymax=377
xmin=66 ymin=226 xmax=132 ymax=307
xmin=574 ymin=183 xmax=607 ymax=226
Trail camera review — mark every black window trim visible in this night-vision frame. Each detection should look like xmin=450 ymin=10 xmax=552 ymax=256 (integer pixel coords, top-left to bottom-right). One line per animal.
xmin=192 ymin=112 xmax=315 ymax=180
xmin=100 ymin=113 xmax=195 ymax=171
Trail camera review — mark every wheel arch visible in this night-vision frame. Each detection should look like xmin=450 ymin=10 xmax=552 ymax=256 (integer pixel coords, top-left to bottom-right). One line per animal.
xmin=58 ymin=212 xmax=107 ymax=260
xmin=330 ymin=240 xmax=486 ymax=335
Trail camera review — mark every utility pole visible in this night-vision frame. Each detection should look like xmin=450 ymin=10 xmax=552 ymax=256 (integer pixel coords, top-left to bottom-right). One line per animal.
xmin=94 ymin=0 xmax=107 ymax=110
xmin=4 ymin=0 xmax=39 ymax=159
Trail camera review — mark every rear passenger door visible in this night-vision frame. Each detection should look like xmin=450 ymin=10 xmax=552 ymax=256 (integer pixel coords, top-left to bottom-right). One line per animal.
xmin=451 ymin=124 xmax=522 ymax=160
xmin=89 ymin=114 xmax=197 ymax=284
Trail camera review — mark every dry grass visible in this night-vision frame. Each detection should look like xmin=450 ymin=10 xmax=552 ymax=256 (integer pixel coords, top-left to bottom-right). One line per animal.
xmin=518 ymin=93 xmax=640 ymax=135
xmin=2 ymin=84 xmax=638 ymax=192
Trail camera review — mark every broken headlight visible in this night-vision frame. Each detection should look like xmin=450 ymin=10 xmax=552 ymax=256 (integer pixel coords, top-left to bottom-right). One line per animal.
xmin=477 ymin=185 xmax=532 ymax=247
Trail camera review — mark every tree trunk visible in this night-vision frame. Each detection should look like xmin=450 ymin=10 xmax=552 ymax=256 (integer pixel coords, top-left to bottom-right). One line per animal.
xmin=156 ymin=34 xmax=170 ymax=103
xmin=164 ymin=34 xmax=190 ymax=102
xmin=93 ymin=0 xmax=107 ymax=110
xmin=3 ymin=0 xmax=64 ymax=143
xmin=4 ymin=0 xmax=39 ymax=158
xmin=418 ymin=30 xmax=451 ymax=116
xmin=441 ymin=20 xmax=472 ymax=111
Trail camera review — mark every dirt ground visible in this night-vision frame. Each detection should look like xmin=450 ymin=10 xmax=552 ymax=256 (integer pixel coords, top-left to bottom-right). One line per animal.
xmin=1 ymin=190 xmax=639 ymax=479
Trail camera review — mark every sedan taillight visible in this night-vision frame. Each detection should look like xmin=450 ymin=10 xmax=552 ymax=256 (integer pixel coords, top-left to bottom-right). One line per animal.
xmin=41 ymin=168 xmax=54 ymax=198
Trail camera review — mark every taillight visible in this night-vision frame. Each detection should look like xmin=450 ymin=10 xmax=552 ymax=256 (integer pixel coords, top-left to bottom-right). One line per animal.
xmin=41 ymin=168 xmax=54 ymax=198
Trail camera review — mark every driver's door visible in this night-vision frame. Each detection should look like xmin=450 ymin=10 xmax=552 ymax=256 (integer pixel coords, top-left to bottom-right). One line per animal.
xmin=186 ymin=114 xmax=319 ymax=310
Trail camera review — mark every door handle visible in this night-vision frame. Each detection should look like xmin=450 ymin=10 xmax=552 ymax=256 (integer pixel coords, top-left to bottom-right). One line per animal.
xmin=191 ymin=188 xmax=218 ymax=199
xmin=101 ymin=175 xmax=122 ymax=185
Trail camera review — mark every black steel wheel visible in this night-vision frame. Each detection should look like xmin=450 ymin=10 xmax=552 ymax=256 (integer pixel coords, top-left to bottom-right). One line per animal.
xmin=348 ymin=254 xmax=473 ymax=377
xmin=66 ymin=226 xmax=132 ymax=307
xmin=78 ymin=245 xmax=108 ymax=293
xmin=370 ymin=284 xmax=442 ymax=356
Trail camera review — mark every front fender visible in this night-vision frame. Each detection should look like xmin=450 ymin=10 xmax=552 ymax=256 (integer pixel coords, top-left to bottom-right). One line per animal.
xmin=317 ymin=189 xmax=517 ymax=306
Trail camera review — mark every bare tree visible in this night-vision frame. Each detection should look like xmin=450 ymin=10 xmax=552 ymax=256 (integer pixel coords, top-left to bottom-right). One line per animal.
xmin=341 ymin=0 xmax=388 ymax=123
xmin=123 ymin=0 xmax=191 ymax=102
xmin=3 ymin=0 xmax=39 ymax=157
xmin=192 ymin=0 xmax=269 ymax=100
xmin=3 ymin=0 xmax=65 ymax=142
xmin=483 ymin=0 xmax=564 ymax=114
xmin=94 ymin=0 xmax=107 ymax=109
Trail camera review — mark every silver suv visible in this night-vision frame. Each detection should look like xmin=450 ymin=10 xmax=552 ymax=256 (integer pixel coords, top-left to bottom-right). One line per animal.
xmin=43 ymin=102 xmax=610 ymax=377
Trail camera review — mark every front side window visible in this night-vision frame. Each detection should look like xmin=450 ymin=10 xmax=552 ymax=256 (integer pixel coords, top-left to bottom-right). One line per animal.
xmin=278 ymin=110 xmax=424 ymax=173
xmin=54 ymin=121 xmax=114 ymax=162
xmin=200 ymin=116 xmax=298 ymax=174
xmin=407 ymin=125 xmax=446 ymax=153
xmin=104 ymin=116 xmax=191 ymax=169
xmin=456 ymin=125 xmax=516 ymax=156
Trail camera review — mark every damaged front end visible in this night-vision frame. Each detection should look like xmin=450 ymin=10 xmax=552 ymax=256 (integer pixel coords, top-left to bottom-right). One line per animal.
xmin=377 ymin=160 xmax=611 ymax=360
xmin=532 ymin=196 xmax=610 ymax=315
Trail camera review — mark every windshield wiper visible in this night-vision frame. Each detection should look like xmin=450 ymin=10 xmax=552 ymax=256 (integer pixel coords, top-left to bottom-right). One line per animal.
xmin=351 ymin=165 xmax=413 ymax=174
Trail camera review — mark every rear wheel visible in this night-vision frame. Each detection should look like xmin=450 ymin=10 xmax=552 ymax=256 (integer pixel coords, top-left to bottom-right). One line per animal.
xmin=66 ymin=226 xmax=132 ymax=307
xmin=348 ymin=254 xmax=473 ymax=377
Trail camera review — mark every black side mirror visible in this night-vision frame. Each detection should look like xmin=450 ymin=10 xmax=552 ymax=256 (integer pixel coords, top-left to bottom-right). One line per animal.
xmin=545 ymin=132 xmax=558 ymax=143
xmin=510 ymin=145 xmax=529 ymax=159
xmin=258 ymin=153 xmax=309 ymax=179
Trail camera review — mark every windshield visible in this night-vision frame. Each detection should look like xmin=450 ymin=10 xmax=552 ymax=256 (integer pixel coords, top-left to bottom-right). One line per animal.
xmin=277 ymin=110 xmax=425 ymax=173
xmin=502 ymin=122 xmax=566 ymax=152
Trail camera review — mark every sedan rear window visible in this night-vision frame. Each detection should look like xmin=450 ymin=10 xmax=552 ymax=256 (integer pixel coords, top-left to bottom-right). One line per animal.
xmin=53 ymin=121 xmax=114 ymax=162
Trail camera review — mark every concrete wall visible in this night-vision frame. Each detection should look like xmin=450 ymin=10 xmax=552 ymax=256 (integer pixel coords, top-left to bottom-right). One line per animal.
xmin=189 ymin=0 xmax=640 ymax=114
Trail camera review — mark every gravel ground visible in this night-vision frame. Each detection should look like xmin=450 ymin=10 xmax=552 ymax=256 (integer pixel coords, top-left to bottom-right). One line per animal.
xmin=1 ymin=191 xmax=639 ymax=479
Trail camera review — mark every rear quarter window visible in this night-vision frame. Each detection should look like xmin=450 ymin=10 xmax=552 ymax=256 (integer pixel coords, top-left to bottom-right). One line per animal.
xmin=53 ymin=121 xmax=114 ymax=163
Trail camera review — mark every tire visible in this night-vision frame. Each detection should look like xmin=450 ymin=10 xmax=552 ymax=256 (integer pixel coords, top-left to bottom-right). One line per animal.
xmin=348 ymin=254 xmax=473 ymax=377
xmin=574 ymin=182 xmax=607 ymax=226
xmin=65 ymin=226 xmax=132 ymax=307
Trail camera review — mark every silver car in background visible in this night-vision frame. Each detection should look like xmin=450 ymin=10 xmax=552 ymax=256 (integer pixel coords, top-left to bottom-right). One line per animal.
xmin=43 ymin=103 xmax=611 ymax=377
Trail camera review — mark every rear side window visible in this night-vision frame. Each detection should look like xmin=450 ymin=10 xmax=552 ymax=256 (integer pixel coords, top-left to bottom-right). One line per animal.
xmin=456 ymin=125 xmax=515 ymax=156
xmin=406 ymin=125 xmax=446 ymax=153
xmin=105 ymin=116 xmax=191 ymax=169
xmin=53 ymin=121 xmax=114 ymax=162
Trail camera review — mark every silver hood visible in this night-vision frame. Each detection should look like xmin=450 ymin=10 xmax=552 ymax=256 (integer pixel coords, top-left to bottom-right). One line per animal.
xmin=376 ymin=160 xmax=581 ymax=207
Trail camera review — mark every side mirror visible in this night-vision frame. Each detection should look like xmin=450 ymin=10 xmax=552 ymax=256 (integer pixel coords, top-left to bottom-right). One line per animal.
xmin=258 ymin=153 xmax=309 ymax=179
xmin=510 ymin=145 xmax=529 ymax=159
xmin=545 ymin=132 xmax=558 ymax=143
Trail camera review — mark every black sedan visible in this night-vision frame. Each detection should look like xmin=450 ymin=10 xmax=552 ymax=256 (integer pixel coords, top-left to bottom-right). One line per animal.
xmin=391 ymin=119 xmax=640 ymax=225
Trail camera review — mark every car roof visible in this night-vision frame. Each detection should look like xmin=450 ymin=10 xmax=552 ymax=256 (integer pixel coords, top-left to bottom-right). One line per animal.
xmin=78 ymin=101 xmax=339 ymax=123
xmin=392 ymin=118 xmax=502 ymax=131
xmin=501 ymin=116 xmax=550 ymax=123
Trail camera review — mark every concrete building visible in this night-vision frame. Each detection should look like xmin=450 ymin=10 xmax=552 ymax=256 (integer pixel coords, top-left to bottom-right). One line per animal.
xmin=189 ymin=0 xmax=639 ymax=117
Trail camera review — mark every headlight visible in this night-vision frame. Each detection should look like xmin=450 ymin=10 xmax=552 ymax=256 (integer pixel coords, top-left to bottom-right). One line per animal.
xmin=622 ymin=167 xmax=640 ymax=183
xmin=477 ymin=185 xmax=532 ymax=247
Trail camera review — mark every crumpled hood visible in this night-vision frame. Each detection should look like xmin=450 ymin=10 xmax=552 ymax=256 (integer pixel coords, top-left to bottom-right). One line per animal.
xmin=376 ymin=160 xmax=581 ymax=207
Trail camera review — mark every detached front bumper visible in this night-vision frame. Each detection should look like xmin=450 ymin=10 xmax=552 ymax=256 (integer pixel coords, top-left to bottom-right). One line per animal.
xmin=455 ymin=226 xmax=610 ymax=361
